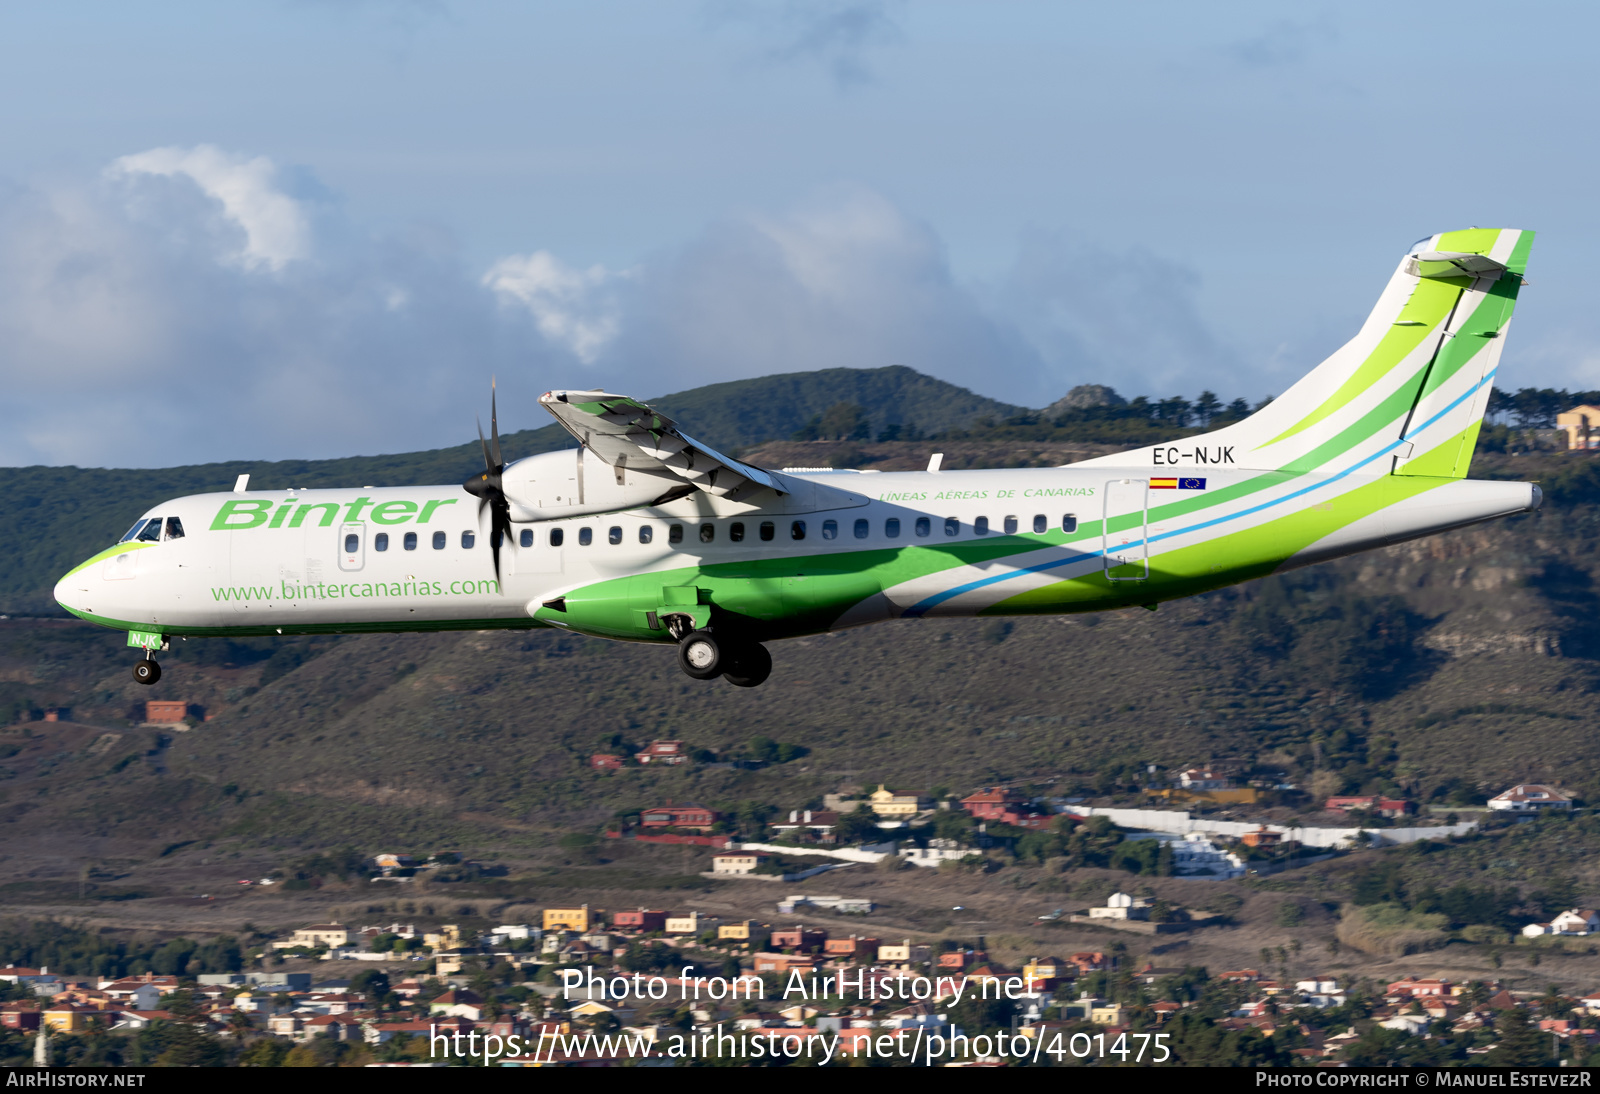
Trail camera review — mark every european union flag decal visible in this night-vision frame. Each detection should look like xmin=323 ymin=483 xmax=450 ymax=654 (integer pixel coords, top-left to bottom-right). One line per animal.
xmin=1178 ymin=477 xmax=1207 ymax=490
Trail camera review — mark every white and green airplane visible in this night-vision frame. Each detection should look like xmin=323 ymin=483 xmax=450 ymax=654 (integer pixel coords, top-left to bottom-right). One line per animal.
xmin=56 ymin=228 xmax=1539 ymax=689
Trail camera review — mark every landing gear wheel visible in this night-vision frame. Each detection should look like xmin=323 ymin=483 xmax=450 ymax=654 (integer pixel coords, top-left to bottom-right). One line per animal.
xmin=132 ymin=659 xmax=162 ymax=686
xmin=723 ymin=643 xmax=772 ymax=688
xmin=676 ymin=630 xmax=725 ymax=680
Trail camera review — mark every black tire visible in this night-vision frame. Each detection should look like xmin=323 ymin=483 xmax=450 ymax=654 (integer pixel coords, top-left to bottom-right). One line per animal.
xmin=132 ymin=660 xmax=161 ymax=686
xmin=723 ymin=643 xmax=772 ymax=688
xmin=676 ymin=630 xmax=724 ymax=680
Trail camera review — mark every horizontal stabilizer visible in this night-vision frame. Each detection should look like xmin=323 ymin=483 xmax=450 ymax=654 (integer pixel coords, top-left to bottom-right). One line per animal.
xmin=1412 ymin=251 xmax=1508 ymax=280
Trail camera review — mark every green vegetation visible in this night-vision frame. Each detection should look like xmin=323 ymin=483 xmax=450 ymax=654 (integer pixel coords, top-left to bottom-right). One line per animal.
xmin=1335 ymin=903 xmax=1449 ymax=957
xmin=0 ymin=919 xmax=242 ymax=978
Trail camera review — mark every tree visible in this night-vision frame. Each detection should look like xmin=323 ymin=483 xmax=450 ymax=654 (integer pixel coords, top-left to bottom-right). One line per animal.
xmin=1193 ymin=391 xmax=1222 ymax=426
xmin=835 ymin=806 xmax=880 ymax=845
xmin=350 ymin=968 xmax=391 ymax=1005
xmin=1487 ymin=1006 xmax=1552 ymax=1066
xmin=239 ymin=1038 xmax=288 ymax=1067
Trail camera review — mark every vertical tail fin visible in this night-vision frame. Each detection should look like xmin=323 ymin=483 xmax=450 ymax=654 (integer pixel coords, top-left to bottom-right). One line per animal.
xmin=1077 ymin=229 xmax=1533 ymax=479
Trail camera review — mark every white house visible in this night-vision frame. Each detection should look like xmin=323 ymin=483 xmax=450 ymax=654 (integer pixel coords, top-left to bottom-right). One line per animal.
xmin=1168 ymin=833 xmax=1247 ymax=879
xmin=1551 ymin=909 xmax=1600 ymax=936
xmin=1523 ymin=922 xmax=1554 ymax=938
xmin=900 ymin=839 xmax=979 ymax=868
xmin=1488 ymin=784 xmax=1573 ymax=812
xmin=1089 ymin=892 xmax=1150 ymax=921
xmin=1380 ymin=1014 xmax=1432 ymax=1035
xmin=1295 ymin=977 xmax=1347 ymax=1008
xmin=1178 ymin=768 xmax=1230 ymax=791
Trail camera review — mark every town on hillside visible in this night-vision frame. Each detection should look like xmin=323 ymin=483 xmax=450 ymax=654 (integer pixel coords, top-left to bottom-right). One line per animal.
xmin=1 ymin=767 xmax=1594 ymax=1066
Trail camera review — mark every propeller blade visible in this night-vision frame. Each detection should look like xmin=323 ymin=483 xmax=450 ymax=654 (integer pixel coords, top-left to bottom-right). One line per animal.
xmin=463 ymin=378 xmax=515 ymax=585
xmin=476 ymin=417 xmax=494 ymax=473
xmin=490 ymin=377 xmax=503 ymax=469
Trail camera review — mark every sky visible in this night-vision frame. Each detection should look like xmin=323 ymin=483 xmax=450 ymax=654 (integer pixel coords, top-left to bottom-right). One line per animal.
xmin=3 ymin=1 xmax=1599 ymax=467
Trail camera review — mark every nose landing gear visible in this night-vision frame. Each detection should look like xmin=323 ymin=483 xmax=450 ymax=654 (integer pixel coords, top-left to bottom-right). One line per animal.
xmin=132 ymin=654 xmax=162 ymax=686
xmin=672 ymin=627 xmax=773 ymax=687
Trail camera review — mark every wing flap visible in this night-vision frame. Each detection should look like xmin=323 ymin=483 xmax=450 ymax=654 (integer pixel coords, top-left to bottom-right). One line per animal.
xmin=540 ymin=390 xmax=782 ymax=501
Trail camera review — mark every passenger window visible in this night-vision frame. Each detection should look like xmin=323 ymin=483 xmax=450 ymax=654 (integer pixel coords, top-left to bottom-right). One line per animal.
xmin=668 ymin=524 xmax=684 ymax=544
xmin=791 ymin=520 xmax=807 ymax=540
xmin=730 ymin=522 xmax=745 ymax=542
xmin=1063 ymin=514 xmax=1078 ymax=533
xmin=854 ymin=519 xmax=869 ymax=539
xmin=578 ymin=527 xmax=593 ymax=546
xmin=974 ymin=516 xmax=990 ymax=536
xmin=432 ymin=531 xmax=446 ymax=550
xmin=639 ymin=526 xmax=653 ymax=544
xmin=699 ymin=523 xmax=714 ymax=543
xmin=915 ymin=517 xmax=931 ymax=538
xmin=1033 ymin=514 xmax=1047 ymax=534
xmin=344 ymin=533 xmax=359 ymax=553
xmin=375 ymin=533 xmax=389 ymax=552
xmin=1003 ymin=515 xmax=1018 ymax=535
xmin=821 ymin=520 xmax=838 ymax=540
xmin=404 ymin=532 xmax=418 ymax=551
xmin=520 ymin=529 xmax=534 ymax=548
xmin=944 ymin=517 xmax=960 ymax=537
xmin=461 ymin=531 xmax=475 ymax=549
xmin=550 ymin=528 xmax=564 ymax=547
xmin=165 ymin=517 xmax=185 ymax=540
xmin=137 ymin=519 xmax=163 ymax=542
xmin=609 ymin=526 xmax=623 ymax=544
xmin=885 ymin=518 xmax=901 ymax=538
xmin=759 ymin=521 xmax=775 ymax=541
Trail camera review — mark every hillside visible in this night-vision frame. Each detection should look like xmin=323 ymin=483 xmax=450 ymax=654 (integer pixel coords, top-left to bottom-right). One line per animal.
xmin=0 ymin=366 xmax=1021 ymax=615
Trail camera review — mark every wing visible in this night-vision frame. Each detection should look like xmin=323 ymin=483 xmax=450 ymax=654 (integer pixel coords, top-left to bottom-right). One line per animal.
xmin=539 ymin=390 xmax=784 ymax=502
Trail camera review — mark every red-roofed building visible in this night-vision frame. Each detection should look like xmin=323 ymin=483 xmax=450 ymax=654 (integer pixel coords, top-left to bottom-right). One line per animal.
xmin=770 ymin=810 xmax=841 ymax=843
xmin=430 ymin=989 xmax=486 ymax=1021
xmin=754 ymin=953 xmax=818 ymax=974
xmin=1489 ymin=784 xmax=1574 ymax=812
xmin=0 ymin=1002 xmax=40 ymax=1030
xmin=611 ymin=909 xmax=668 ymax=933
xmin=1069 ymin=952 xmax=1108 ymax=974
xmin=825 ymin=936 xmax=882 ymax=961
xmin=590 ymin=754 xmax=625 ymax=772
xmin=636 ymin=740 xmax=688 ymax=765
xmin=640 ymin=802 xmax=717 ymax=831
xmin=1387 ymin=976 xmax=1452 ymax=998
xmin=960 ymin=787 xmax=1028 ymax=820
xmin=770 ymin=926 xmax=827 ymax=952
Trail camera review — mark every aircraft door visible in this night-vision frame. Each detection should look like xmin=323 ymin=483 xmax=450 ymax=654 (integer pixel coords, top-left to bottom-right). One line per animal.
xmin=338 ymin=522 xmax=366 ymax=572
xmin=1102 ymin=479 xmax=1149 ymax=581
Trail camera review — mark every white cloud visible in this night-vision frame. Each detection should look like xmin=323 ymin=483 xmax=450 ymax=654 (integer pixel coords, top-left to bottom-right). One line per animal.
xmin=482 ymin=251 xmax=624 ymax=364
xmin=108 ymin=145 xmax=311 ymax=271
xmin=0 ymin=148 xmax=1256 ymax=468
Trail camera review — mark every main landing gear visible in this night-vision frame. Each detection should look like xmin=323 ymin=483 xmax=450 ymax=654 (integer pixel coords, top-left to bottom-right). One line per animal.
xmin=675 ymin=628 xmax=773 ymax=688
xmin=132 ymin=653 xmax=162 ymax=686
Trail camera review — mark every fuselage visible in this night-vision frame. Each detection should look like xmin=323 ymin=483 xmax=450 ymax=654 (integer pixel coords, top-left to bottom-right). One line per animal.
xmin=53 ymin=462 xmax=1537 ymax=645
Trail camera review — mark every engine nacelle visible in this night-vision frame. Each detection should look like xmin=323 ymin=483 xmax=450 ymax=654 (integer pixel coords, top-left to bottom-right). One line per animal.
xmin=501 ymin=448 xmax=691 ymax=522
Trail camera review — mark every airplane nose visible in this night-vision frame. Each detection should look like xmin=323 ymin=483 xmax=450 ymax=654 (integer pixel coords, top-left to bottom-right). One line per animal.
xmin=55 ymin=561 xmax=96 ymax=616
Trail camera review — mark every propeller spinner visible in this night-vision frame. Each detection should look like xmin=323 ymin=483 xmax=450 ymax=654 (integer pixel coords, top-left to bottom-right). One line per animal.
xmin=463 ymin=379 xmax=515 ymax=582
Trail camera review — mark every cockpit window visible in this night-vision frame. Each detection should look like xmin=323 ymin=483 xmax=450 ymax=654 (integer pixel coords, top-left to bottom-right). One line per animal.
xmin=165 ymin=517 xmax=185 ymax=540
xmin=119 ymin=520 xmax=148 ymax=543
xmin=136 ymin=519 xmax=163 ymax=542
